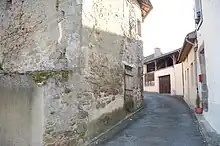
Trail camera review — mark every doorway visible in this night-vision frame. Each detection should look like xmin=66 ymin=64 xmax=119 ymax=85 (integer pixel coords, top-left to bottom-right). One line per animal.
xmin=159 ymin=75 xmax=171 ymax=94
xmin=124 ymin=65 xmax=134 ymax=112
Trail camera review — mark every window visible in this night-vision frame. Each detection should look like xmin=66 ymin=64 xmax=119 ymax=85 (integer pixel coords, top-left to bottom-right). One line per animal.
xmin=147 ymin=62 xmax=155 ymax=73
xmin=194 ymin=0 xmax=203 ymax=30
xmin=145 ymin=73 xmax=155 ymax=86
xmin=137 ymin=20 xmax=142 ymax=36
xmin=125 ymin=65 xmax=133 ymax=90
xmin=125 ymin=65 xmax=132 ymax=71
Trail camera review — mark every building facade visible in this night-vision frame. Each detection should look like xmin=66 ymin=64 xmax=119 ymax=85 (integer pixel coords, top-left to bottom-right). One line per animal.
xmin=143 ymin=48 xmax=183 ymax=96
xmin=178 ymin=31 xmax=197 ymax=107
xmin=0 ymin=0 xmax=152 ymax=145
xmin=194 ymin=0 xmax=220 ymax=133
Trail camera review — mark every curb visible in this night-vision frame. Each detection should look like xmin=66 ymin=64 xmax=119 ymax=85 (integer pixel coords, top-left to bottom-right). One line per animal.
xmin=193 ymin=113 xmax=220 ymax=146
xmin=87 ymin=106 xmax=145 ymax=146
xmin=177 ymin=97 xmax=220 ymax=146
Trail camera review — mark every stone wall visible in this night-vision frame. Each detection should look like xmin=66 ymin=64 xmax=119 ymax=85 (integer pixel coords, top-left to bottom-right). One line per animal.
xmin=81 ymin=0 xmax=144 ymax=139
xmin=0 ymin=0 xmax=145 ymax=145
xmin=0 ymin=0 xmax=82 ymax=72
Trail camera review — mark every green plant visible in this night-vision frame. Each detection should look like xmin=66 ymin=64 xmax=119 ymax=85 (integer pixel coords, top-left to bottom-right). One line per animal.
xmin=30 ymin=70 xmax=71 ymax=85
xmin=196 ymin=89 xmax=201 ymax=108
xmin=196 ymin=96 xmax=200 ymax=108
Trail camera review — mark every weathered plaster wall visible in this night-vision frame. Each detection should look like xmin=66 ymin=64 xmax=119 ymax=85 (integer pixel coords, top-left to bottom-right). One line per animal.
xmin=81 ymin=0 xmax=144 ymax=139
xmin=31 ymin=86 xmax=44 ymax=146
xmin=0 ymin=0 xmax=145 ymax=145
xmin=196 ymin=0 xmax=220 ymax=134
xmin=182 ymin=47 xmax=197 ymax=107
xmin=0 ymin=0 xmax=82 ymax=72
xmin=42 ymin=70 xmax=101 ymax=146
xmin=0 ymin=0 xmax=89 ymax=145
xmin=0 ymin=74 xmax=43 ymax=146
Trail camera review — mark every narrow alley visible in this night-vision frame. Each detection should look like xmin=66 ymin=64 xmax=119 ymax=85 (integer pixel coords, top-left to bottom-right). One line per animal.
xmin=100 ymin=93 xmax=207 ymax=146
xmin=1 ymin=0 xmax=220 ymax=145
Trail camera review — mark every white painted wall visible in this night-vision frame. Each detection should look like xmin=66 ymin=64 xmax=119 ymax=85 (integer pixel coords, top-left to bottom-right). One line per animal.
xmin=174 ymin=63 xmax=184 ymax=96
xmin=196 ymin=0 xmax=220 ymax=134
xmin=182 ymin=47 xmax=197 ymax=107
xmin=144 ymin=64 xmax=183 ymax=95
xmin=143 ymin=64 xmax=147 ymax=74
xmin=144 ymin=81 xmax=157 ymax=93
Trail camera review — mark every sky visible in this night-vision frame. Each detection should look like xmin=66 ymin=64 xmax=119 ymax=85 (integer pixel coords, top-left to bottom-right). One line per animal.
xmin=142 ymin=0 xmax=195 ymax=56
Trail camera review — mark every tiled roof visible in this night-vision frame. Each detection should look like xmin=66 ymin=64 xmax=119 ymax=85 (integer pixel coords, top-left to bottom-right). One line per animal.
xmin=144 ymin=54 xmax=154 ymax=62
xmin=144 ymin=48 xmax=181 ymax=63
xmin=137 ymin=0 xmax=153 ymax=21
xmin=178 ymin=31 xmax=197 ymax=62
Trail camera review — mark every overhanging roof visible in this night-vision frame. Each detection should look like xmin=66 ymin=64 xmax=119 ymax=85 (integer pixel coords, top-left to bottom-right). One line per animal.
xmin=178 ymin=31 xmax=197 ymax=62
xmin=144 ymin=48 xmax=181 ymax=63
xmin=137 ymin=0 xmax=153 ymax=21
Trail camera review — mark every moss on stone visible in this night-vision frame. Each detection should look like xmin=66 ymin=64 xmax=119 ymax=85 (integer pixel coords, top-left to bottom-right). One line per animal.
xmin=30 ymin=70 xmax=72 ymax=84
xmin=78 ymin=130 xmax=87 ymax=138
xmin=61 ymin=70 xmax=70 ymax=81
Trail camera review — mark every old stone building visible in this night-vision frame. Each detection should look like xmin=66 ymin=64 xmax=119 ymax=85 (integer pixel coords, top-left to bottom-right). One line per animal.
xmin=0 ymin=0 xmax=152 ymax=145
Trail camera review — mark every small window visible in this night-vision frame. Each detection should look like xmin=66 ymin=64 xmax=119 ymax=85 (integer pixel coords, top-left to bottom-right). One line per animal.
xmin=137 ymin=20 xmax=142 ymax=36
xmin=125 ymin=65 xmax=132 ymax=71
xmin=147 ymin=62 xmax=155 ymax=73
xmin=125 ymin=65 xmax=133 ymax=90
xmin=145 ymin=73 xmax=155 ymax=86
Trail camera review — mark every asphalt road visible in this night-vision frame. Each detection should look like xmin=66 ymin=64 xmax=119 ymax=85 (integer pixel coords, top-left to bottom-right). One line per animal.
xmin=101 ymin=93 xmax=207 ymax=146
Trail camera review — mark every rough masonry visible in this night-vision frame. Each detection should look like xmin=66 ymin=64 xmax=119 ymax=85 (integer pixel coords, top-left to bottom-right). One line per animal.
xmin=0 ymin=0 xmax=152 ymax=145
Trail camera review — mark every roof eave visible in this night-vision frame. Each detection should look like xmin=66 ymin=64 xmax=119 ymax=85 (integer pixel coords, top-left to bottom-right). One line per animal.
xmin=178 ymin=31 xmax=197 ymax=62
xmin=137 ymin=0 xmax=153 ymax=21
xmin=144 ymin=48 xmax=181 ymax=63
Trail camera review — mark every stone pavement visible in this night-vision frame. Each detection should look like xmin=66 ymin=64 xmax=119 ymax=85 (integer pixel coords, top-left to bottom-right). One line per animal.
xmin=99 ymin=93 xmax=207 ymax=146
